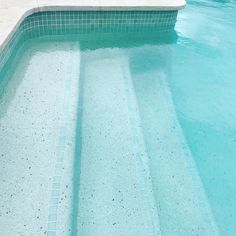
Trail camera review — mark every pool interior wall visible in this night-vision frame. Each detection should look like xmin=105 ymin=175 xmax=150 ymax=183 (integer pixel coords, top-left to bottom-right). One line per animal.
xmin=0 ymin=10 xmax=178 ymax=73
xmin=0 ymin=2 xmax=236 ymax=235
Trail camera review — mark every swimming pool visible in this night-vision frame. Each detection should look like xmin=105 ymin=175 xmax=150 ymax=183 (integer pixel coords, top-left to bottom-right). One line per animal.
xmin=0 ymin=1 xmax=235 ymax=235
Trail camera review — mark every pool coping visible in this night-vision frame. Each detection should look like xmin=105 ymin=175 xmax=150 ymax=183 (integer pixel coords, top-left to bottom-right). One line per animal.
xmin=0 ymin=0 xmax=186 ymax=54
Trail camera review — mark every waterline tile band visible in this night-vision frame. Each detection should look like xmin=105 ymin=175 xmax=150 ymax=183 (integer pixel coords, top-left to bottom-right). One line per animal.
xmin=0 ymin=10 xmax=178 ymax=73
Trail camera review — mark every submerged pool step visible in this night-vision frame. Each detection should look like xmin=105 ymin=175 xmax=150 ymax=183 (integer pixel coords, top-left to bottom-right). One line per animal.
xmin=77 ymin=49 xmax=161 ymax=236
xmin=130 ymin=55 xmax=220 ymax=236
xmin=47 ymin=42 xmax=81 ymax=235
xmin=0 ymin=41 xmax=80 ymax=235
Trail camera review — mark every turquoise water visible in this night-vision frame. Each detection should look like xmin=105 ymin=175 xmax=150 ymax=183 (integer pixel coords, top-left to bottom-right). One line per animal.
xmin=0 ymin=1 xmax=236 ymax=235
xmin=172 ymin=0 xmax=236 ymax=235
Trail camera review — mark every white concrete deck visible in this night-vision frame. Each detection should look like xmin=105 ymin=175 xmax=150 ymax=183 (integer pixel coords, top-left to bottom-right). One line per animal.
xmin=0 ymin=0 xmax=186 ymax=52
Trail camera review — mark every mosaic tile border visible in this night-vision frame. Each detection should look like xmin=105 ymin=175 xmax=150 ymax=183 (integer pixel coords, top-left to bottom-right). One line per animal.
xmin=0 ymin=10 xmax=178 ymax=72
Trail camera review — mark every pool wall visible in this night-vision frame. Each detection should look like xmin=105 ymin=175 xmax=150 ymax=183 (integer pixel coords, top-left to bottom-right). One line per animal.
xmin=0 ymin=10 xmax=180 ymax=73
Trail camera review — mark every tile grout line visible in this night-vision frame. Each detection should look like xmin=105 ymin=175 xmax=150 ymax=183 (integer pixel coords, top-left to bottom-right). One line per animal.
xmin=46 ymin=43 xmax=78 ymax=236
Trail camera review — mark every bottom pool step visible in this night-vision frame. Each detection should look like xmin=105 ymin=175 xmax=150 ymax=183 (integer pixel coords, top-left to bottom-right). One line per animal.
xmin=130 ymin=47 xmax=220 ymax=235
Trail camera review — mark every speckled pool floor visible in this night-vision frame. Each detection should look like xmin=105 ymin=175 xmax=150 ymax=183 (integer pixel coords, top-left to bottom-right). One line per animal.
xmin=0 ymin=33 xmax=221 ymax=236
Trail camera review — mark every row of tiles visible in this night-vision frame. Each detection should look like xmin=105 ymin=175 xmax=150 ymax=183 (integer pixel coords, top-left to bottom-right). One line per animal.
xmin=0 ymin=0 xmax=185 ymax=52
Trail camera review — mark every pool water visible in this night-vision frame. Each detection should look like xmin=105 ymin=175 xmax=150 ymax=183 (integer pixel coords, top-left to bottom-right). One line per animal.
xmin=173 ymin=0 xmax=236 ymax=235
xmin=0 ymin=1 xmax=236 ymax=236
